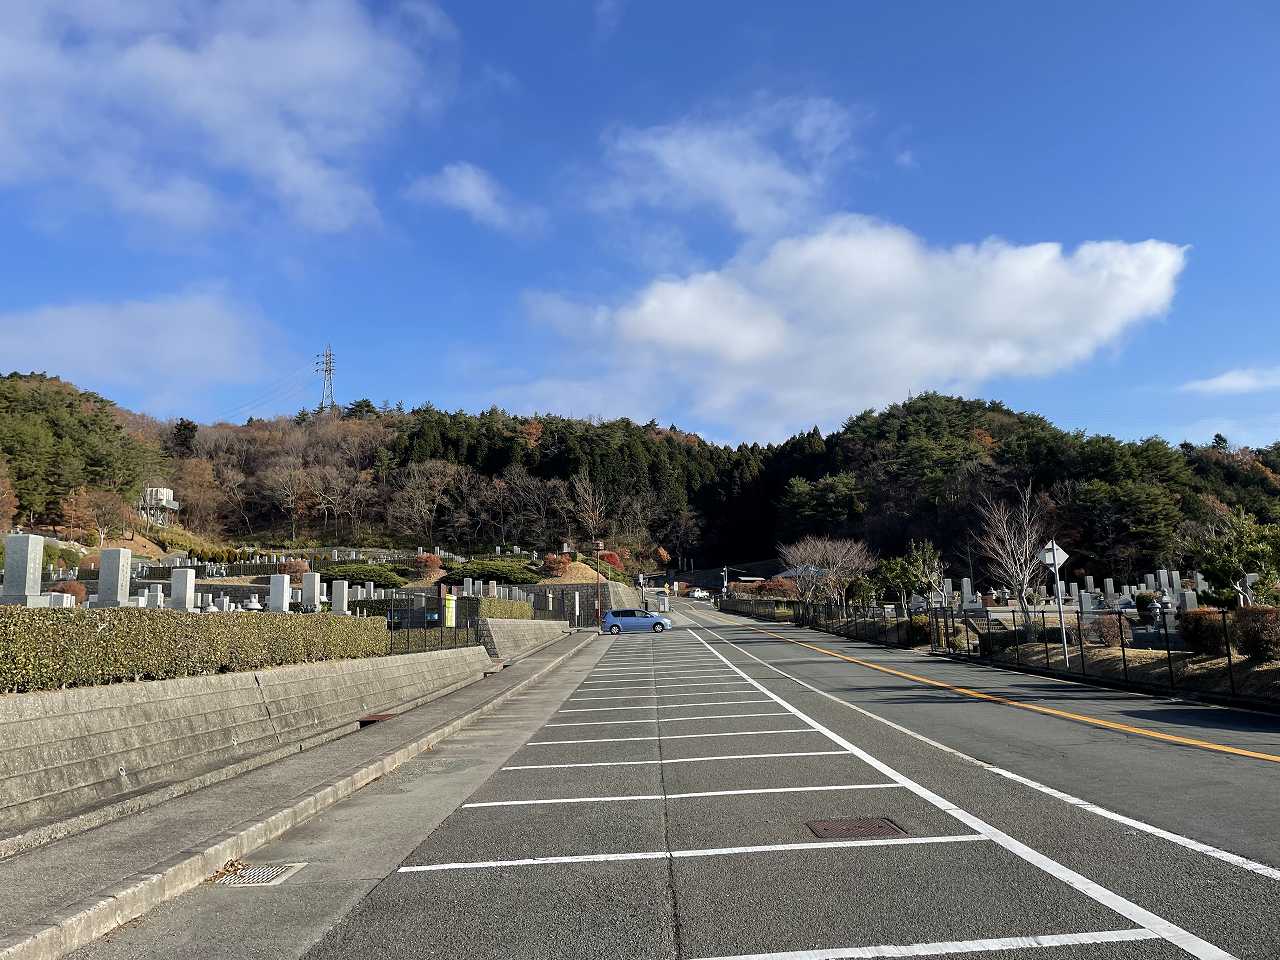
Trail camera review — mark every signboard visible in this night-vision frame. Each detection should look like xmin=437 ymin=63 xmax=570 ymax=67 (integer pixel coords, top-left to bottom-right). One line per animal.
xmin=1039 ymin=540 xmax=1069 ymax=571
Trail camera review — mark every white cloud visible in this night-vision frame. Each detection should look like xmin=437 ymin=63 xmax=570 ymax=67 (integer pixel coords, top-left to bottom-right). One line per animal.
xmin=406 ymin=162 xmax=544 ymax=234
xmin=525 ymin=216 xmax=1187 ymax=438
xmin=1180 ymin=367 xmax=1280 ymax=395
xmin=594 ymin=96 xmax=858 ymax=237
xmin=0 ymin=1 xmax=456 ymax=232
xmin=0 ymin=288 xmax=277 ymax=414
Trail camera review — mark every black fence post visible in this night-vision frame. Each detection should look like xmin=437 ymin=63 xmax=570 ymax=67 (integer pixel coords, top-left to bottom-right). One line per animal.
xmin=1161 ymin=611 xmax=1176 ymax=691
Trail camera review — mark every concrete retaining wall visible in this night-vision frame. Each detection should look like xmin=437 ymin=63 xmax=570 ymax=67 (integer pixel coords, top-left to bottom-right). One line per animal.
xmin=478 ymin=618 xmax=571 ymax=661
xmin=0 ymin=646 xmax=492 ymax=838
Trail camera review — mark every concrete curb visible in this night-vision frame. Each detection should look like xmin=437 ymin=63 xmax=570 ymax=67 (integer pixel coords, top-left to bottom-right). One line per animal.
xmin=0 ymin=630 xmax=599 ymax=960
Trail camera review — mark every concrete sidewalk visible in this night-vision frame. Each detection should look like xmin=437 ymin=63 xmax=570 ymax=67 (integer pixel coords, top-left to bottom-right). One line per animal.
xmin=0 ymin=631 xmax=599 ymax=960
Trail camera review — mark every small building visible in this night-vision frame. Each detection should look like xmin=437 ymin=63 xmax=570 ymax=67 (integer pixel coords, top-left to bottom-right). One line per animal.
xmin=138 ymin=487 xmax=181 ymax=527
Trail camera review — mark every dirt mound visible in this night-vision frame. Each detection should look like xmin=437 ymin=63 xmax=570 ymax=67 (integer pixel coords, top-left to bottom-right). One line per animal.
xmin=539 ymin=561 xmax=607 ymax=585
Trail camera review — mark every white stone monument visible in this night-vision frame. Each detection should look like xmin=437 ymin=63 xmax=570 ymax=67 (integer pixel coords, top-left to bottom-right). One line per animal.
xmin=169 ymin=569 xmax=196 ymax=611
xmin=331 ymin=580 xmax=349 ymax=615
xmin=94 ymin=548 xmax=132 ymax=607
xmin=268 ymin=574 xmax=291 ymax=612
xmin=1 ymin=533 xmax=43 ymax=605
xmin=301 ymin=572 xmax=321 ymax=610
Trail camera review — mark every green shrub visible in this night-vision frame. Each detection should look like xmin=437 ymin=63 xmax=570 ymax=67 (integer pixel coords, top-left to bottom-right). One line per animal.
xmin=443 ymin=559 xmax=541 ymax=586
xmin=1181 ymin=609 xmax=1228 ymax=656
xmin=319 ymin=563 xmax=406 ymax=588
xmin=1134 ymin=592 xmax=1157 ymax=613
xmin=908 ymin=614 xmax=931 ymax=645
xmin=1233 ymin=607 xmax=1280 ymax=661
xmin=0 ymin=607 xmax=390 ymax=693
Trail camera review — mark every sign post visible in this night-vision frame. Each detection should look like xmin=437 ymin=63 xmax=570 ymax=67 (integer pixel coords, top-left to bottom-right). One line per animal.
xmin=1039 ymin=539 xmax=1071 ymax=667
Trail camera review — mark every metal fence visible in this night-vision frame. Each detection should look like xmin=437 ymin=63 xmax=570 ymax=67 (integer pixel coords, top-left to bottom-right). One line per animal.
xmin=381 ymin=589 xmax=479 ymax=654
xmin=720 ymin=598 xmax=1277 ymax=711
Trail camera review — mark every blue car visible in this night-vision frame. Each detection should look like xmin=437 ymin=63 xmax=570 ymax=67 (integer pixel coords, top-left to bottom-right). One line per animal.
xmin=603 ymin=608 xmax=674 ymax=634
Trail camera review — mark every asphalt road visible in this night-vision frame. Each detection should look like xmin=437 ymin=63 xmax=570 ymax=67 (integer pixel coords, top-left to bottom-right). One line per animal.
xmin=75 ymin=604 xmax=1280 ymax=960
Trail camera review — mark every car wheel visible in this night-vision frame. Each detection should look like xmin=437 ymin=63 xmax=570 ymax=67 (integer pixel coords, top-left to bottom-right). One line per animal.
xmin=609 ymin=624 xmax=621 ymax=634
xmin=652 ymin=622 xmax=665 ymax=632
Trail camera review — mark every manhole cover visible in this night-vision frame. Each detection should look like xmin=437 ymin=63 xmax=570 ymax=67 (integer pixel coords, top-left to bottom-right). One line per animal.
xmin=213 ymin=862 xmax=307 ymax=887
xmin=806 ymin=817 xmax=906 ymax=840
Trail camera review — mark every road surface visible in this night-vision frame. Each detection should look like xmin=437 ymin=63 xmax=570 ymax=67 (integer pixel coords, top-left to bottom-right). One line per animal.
xmin=74 ymin=602 xmax=1280 ymax=960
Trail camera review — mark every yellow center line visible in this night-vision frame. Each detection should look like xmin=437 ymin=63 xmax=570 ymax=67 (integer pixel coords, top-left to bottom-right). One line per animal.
xmin=694 ymin=611 xmax=1280 ymax=765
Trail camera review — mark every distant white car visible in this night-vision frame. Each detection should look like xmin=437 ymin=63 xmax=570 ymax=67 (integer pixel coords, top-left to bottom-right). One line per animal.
xmin=689 ymin=588 xmax=709 ymax=600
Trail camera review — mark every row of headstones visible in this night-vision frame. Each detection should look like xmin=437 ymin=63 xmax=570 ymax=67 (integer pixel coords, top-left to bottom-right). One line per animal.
xmin=941 ymin=570 xmax=1220 ymax=614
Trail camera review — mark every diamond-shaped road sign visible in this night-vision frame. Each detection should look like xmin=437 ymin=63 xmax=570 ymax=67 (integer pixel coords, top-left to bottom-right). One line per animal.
xmin=1039 ymin=540 xmax=1069 ymax=571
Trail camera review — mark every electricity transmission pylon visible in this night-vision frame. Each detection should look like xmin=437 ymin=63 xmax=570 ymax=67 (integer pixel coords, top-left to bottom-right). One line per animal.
xmin=316 ymin=345 xmax=337 ymax=413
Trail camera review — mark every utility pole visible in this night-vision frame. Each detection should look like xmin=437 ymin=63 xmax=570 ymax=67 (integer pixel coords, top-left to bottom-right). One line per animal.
xmin=316 ymin=345 xmax=336 ymax=413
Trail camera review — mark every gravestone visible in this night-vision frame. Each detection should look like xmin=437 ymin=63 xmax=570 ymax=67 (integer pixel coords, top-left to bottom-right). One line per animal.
xmin=364 ymin=581 xmax=374 ymax=598
xmin=149 ymin=584 xmax=164 ymax=607
xmin=94 ymin=548 xmax=132 ymax=607
xmin=463 ymin=577 xmax=473 ymax=596
xmin=302 ymin=572 xmax=321 ymax=610
xmin=961 ymin=578 xmax=973 ymax=604
xmin=487 ymin=580 xmax=498 ymax=598
xmin=244 ymin=593 xmax=263 ymax=611
xmin=1158 ymin=570 xmax=1172 ymax=595
xmin=331 ymin=580 xmax=349 ymax=615
xmin=331 ymin=549 xmax=340 ymax=561
xmin=1144 ymin=574 xmax=1156 ymax=592
xmin=1103 ymin=578 xmax=1115 ymax=599
xmin=1 ymin=533 xmax=43 ymax=604
xmin=47 ymin=592 xmax=76 ymax=609
xmin=1171 ymin=571 xmax=1183 ymax=594
xmin=170 ymin=568 xmax=194 ymax=611
xmin=1179 ymin=590 xmax=1198 ymax=612
xmin=1079 ymin=591 xmax=1094 ymax=612
xmin=268 ymin=574 xmax=290 ymax=612
xmin=216 ymin=595 xmax=231 ymax=612
xmin=1085 ymin=576 xmax=1095 ymax=592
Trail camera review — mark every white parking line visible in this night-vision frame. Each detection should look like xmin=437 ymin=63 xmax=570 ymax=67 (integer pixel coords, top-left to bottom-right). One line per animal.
xmin=559 ymin=700 xmax=774 ymax=713
xmin=462 ymin=783 xmax=901 ymax=808
xmin=502 ymin=750 xmax=850 ymax=770
xmin=581 ymin=673 xmax=737 ymax=684
xmin=528 ymin=728 xmax=816 ymax=745
xmin=546 ymin=712 xmax=789 ymax=726
xmin=398 ymin=834 xmax=985 ymax=872
xmin=686 ymin=625 xmax=1237 ymax=960
xmin=689 ymin=928 xmax=1160 ymax=960
xmin=575 ymin=680 xmax=749 ymax=689
xmin=570 ymin=690 xmax=754 ymax=701
xmin=688 ymin=612 xmax=1280 ymax=885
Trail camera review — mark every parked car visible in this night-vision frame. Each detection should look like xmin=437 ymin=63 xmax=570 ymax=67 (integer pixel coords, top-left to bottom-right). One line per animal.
xmin=689 ymin=587 xmax=709 ymax=600
xmin=602 ymin=608 xmax=673 ymax=633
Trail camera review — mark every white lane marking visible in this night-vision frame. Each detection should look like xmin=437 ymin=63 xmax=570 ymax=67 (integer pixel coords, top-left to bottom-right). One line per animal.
xmin=570 ymin=691 xmax=758 ymax=701
xmin=581 ymin=673 xmax=737 ymax=684
xmin=502 ymin=751 xmax=850 ymax=770
xmin=559 ymin=700 xmax=774 ymax=713
xmin=689 ymin=928 xmax=1159 ymax=960
xmin=546 ymin=712 xmax=789 ymax=726
xmin=687 ymin=625 xmax=1238 ymax=960
xmin=576 ymin=680 xmax=749 ymax=689
xmin=528 ymin=728 xmax=816 ymax=744
xmin=397 ymin=834 xmax=985 ymax=873
xmin=689 ymin=615 xmax=1280 ymax=885
xmin=592 ymin=661 xmax=722 ymax=669
xmin=462 ymin=783 xmax=901 ymax=808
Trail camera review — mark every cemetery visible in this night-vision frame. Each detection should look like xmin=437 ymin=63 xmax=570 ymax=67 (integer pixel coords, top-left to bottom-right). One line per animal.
xmin=0 ymin=533 xmax=618 ymax=694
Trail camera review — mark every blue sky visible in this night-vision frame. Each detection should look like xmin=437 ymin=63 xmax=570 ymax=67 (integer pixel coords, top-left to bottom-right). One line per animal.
xmin=2 ymin=1 xmax=1278 ymax=445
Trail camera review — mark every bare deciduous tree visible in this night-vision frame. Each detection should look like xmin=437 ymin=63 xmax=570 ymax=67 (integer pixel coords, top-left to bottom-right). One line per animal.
xmin=975 ymin=484 xmax=1047 ymax=618
xmin=386 ymin=460 xmax=459 ymax=544
xmin=570 ymin=472 xmax=613 ymax=542
xmin=779 ymin=535 xmax=876 ymax=608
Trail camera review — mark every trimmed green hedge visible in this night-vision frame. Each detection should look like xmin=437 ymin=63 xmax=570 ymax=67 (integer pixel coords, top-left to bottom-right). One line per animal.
xmin=479 ymin=598 xmax=533 ymax=619
xmin=0 ymin=607 xmax=389 ymax=693
xmin=442 ymin=559 xmax=541 ymax=586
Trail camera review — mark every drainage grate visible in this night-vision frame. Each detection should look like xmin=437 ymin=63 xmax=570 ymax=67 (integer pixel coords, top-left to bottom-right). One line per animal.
xmin=213 ymin=862 xmax=307 ymax=887
xmin=806 ymin=817 xmax=906 ymax=840
xmin=359 ymin=713 xmax=396 ymax=728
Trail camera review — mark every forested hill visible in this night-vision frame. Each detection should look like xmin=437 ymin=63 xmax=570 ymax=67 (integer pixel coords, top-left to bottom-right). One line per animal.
xmin=2 ymin=371 xmax=1279 ymax=583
